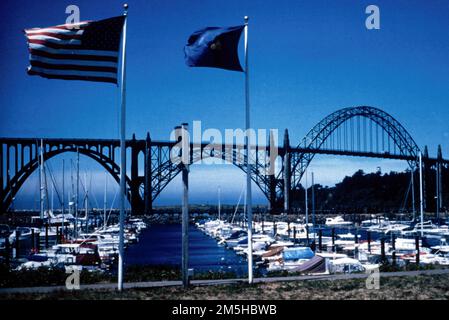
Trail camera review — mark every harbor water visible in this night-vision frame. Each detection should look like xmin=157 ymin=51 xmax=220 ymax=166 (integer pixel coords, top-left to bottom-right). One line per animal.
xmin=124 ymin=224 xmax=248 ymax=275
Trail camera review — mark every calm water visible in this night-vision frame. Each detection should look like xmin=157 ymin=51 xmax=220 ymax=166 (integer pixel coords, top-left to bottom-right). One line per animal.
xmin=125 ymin=224 xmax=248 ymax=274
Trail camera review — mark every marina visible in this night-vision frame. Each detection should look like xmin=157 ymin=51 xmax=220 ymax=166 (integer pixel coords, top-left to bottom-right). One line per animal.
xmin=195 ymin=214 xmax=449 ymax=275
xmin=2 ymin=210 xmax=449 ymax=279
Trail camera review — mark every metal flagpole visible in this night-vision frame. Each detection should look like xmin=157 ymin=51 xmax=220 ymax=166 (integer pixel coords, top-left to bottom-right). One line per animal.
xmin=118 ymin=3 xmax=128 ymax=291
xmin=62 ymin=159 xmax=65 ymax=236
xmin=181 ymin=123 xmax=189 ymax=288
xmin=305 ymin=169 xmax=308 ymax=228
xmin=411 ymin=167 xmax=415 ymax=221
xmin=311 ymin=171 xmax=315 ymax=227
xmin=244 ymin=16 xmax=253 ymax=284
xmin=39 ymin=140 xmax=44 ymax=219
xmin=419 ymin=152 xmax=424 ymax=237
xmin=75 ymin=147 xmax=79 ymax=238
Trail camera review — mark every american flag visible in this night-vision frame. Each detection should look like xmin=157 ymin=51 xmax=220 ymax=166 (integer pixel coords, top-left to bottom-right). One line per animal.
xmin=24 ymin=16 xmax=125 ymax=84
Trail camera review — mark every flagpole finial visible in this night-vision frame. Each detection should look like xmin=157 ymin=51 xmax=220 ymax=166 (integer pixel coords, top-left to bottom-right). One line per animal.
xmin=244 ymin=16 xmax=249 ymax=24
xmin=123 ymin=3 xmax=129 ymax=15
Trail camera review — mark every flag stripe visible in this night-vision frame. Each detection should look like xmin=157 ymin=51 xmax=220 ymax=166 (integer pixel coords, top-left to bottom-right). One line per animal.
xmin=25 ymin=31 xmax=84 ymax=40
xmin=25 ymin=24 xmax=89 ymax=34
xmin=27 ymin=35 xmax=82 ymax=45
xmin=30 ymin=60 xmax=117 ymax=73
xmin=28 ymin=66 xmax=117 ymax=79
xmin=29 ymin=48 xmax=118 ymax=63
xmin=28 ymin=43 xmax=118 ymax=57
xmin=25 ymin=29 xmax=84 ymax=36
xmin=29 ymin=55 xmax=117 ymax=68
xmin=28 ymin=39 xmax=85 ymax=50
xmin=28 ymin=69 xmax=117 ymax=84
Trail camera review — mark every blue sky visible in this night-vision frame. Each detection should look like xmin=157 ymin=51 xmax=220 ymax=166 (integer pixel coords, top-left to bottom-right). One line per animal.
xmin=1 ymin=0 xmax=449 ymax=209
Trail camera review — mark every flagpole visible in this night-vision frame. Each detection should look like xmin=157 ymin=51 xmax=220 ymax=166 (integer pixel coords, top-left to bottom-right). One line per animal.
xmin=419 ymin=151 xmax=424 ymax=237
xmin=244 ymin=15 xmax=253 ymax=284
xmin=118 ymin=3 xmax=128 ymax=292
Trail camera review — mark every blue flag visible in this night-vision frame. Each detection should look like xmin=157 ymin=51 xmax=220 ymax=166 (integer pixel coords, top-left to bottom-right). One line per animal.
xmin=184 ymin=25 xmax=244 ymax=72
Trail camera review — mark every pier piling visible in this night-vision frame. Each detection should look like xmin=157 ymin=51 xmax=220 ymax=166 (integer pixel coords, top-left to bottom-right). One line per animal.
xmin=367 ymin=231 xmax=371 ymax=253
xmin=306 ymin=225 xmax=309 ymax=246
xmin=318 ymin=229 xmax=322 ymax=252
xmin=381 ymin=237 xmax=386 ymax=263
xmin=392 ymin=234 xmax=396 ymax=266
xmin=5 ymin=237 xmax=10 ymax=265
xmin=331 ymin=228 xmax=335 ymax=252
xmin=415 ymin=236 xmax=420 ymax=265
xmin=31 ymin=228 xmax=35 ymax=252
xmin=15 ymin=230 xmax=20 ymax=258
xmin=45 ymin=224 xmax=49 ymax=249
xmin=36 ymin=232 xmax=40 ymax=253
xmin=293 ymin=226 xmax=297 ymax=243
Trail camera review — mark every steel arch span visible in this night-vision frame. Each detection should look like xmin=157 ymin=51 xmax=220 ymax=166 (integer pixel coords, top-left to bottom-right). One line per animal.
xmin=147 ymin=142 xmax=275 ymax=202
xmin=2 ymin=106 xmax=446 ymax=215
xmin=0 ymin=139 xmax=135 ymax=213
xmin=287 ymin=106 xmax=421 ymax=191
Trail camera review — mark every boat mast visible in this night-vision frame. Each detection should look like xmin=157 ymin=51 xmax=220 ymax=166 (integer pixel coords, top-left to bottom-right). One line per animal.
xmin=411 ymin=167 xmax=415 ymax=221
xmin=305 ymin=168 xmax=308 ymax=227
xmin=70 ymin=159 xmax=74 ymax=216
xmin=104 ymin=171 xmax=107 ymax=229
xmin=62 ymin=159 xmax=65 ymax=236
xmin=75 ymin=148 xmax=79 ymax=238
xmin=43 ymin=156 xmax=50 ymax=218
xmin=51 ymin=177 xmax=54 ymax=214
xmin=419 ymin=152 xmax=424 ymax=237
xmin=311 ymin=171 xmax=315 ymax=228
xmin=84 ymin=171 xmax=88 ymax=232
xmin=40 ymin=139 xmax=50 ymax=219
xmin=218 ymin=185 xmax=221 ymax=221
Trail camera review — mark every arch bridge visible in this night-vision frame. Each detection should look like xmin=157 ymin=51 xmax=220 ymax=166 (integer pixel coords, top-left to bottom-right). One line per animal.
xmin=1 ymin=106 xmax=447 ymax=214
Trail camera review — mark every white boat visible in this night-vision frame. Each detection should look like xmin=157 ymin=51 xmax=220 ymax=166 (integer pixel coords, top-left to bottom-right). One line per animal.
xmin=420 ymin=254 xmax=449 ymax=266
xmin=360 ymin=216 xmax=389 ymax=229
xmin=8 ymin=227 xmax=35 ymax=243
xmin=431 ymin=239 xmax=449 ymax=253
xmin=325 ymin=216 xmax=353 ymax=227
xmin=383 ymin=223 xmax=410 ymax=234
xmin=270 ymin=240 xmax=295 ymax=248
xmin=328 ymin=257 xmax=365 ymax=273
xmin=403 ymin=221 xmax=449 ymax=236
xmin=267 ymin=247 xmax=317 ymax=272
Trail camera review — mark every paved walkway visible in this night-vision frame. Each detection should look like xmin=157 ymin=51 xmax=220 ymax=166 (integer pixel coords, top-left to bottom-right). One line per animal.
xmin=1 ymin=268 xmax=449 ymax=294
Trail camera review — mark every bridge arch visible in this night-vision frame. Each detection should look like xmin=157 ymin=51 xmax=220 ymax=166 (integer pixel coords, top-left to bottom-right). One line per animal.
xmin=289 ymin=106 xmax=421 ymax=190
xmin=2 ymin=147 xmax=132 ymax=211
xmin=148 ymin=145 xmax=274 ymax=202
